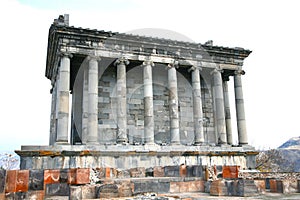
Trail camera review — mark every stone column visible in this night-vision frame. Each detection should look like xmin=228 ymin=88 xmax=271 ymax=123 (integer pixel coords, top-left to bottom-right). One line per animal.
xmin=49 ymin=84 xmax=57 ymax=145
xmin=143 ymin=60 xmax=155 ymax=144
xmin=190 ymin=66 xmax=204 ymax=145
xmin=81 ymin=68 xmax=88 ymax=144
xmin=168 ymin=62 xmax=180 ymax=145
xmin=223 ymin=77 xmax=233 ymax=145
xmin=211 ymin=69 xmax=227 ymax=145
xmin=234 ymin=70 xmax=248 ymax=145
xmin=56 ymin=53 xmax=72 ymax=144
xmin=87 ymin=56 xmax=100 ymax=144
xmin=115 ymin=57 xmax=129 ymax=143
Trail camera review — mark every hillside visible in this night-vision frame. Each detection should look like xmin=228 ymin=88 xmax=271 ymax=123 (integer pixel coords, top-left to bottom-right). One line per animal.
xmin=256 ymin=136 xmax=300 ymax=172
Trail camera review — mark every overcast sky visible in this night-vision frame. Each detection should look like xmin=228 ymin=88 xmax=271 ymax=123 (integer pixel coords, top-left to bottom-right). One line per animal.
xmin=0 ymin=0 xmax=299 ymax=151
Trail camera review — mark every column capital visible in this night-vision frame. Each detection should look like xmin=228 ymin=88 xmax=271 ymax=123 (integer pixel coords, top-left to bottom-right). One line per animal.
xmin=167 ymin=60 xmax=179 ymax=69
xmin=210 ymin=68 xmax=223 ymax=75
xmin=188 ymin=65 xmax=202 ymax=72
xmin=143 ymin=60 xmax=155 ymax=67
xmin=59 ymin=52 xmax=73 ymax=58
xmin=87 ymin=55 xmax=101 ymax=61
xmin=114 ymin=57 xmax=130 ymax=66
xmin=235 ymin=69 xmax=246 ymax=76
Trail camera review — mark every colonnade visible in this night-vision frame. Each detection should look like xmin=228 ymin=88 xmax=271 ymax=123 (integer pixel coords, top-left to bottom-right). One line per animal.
xmin=49 ymin=54 xmax=248 ymax=146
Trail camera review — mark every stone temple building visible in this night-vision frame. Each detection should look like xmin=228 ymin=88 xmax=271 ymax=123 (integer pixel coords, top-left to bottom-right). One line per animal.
xmin=16 ymin=15 xmax=257 ymax=170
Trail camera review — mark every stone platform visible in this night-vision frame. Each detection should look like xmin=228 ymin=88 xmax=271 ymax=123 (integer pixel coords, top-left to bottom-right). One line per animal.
xmin=16 ymin=145 xmax=257 ymax=170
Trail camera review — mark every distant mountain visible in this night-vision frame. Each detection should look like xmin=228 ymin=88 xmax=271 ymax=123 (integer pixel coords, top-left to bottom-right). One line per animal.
xmin=256 ymin=136 xmax=300 ymax=172
xmin=278 ymin=136 xmax=300 ymax=149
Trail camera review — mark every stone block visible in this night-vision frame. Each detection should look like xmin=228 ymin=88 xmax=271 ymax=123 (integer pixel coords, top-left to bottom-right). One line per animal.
xmin=69 ymin=186 xmax=82 ymax=200
xmin=29 ymin=169 xmax=44 ymax=191
xmin=157 ymin=181 xmax=170 ymax=193
xmin=236 ymin=179 xmax=258 ymax=197
xmin=75 ymin=168 xmax=90 ymax=184
xmin=133 ymin=180 xmax=160 ymax=194
xmin=186 ymin=165 xmax=203 ymax=178
xmin=179 ymin=164 xmax=187 ymax=177
xmin=130 ymin=167 xmax=145 ymax=178
xmin=45 ymin=183 xmax=70 ymax=196
xmin=59 ymin=169 xmax=68 ymax=183
xmin=15 ymin=192 xmax=27 ymax=199
xmin=222 ymin=166 xmax=239 ymax=179
xmin=67 ymin=168 xmax=77 ymax=184
xmin=164 ymin=166 xmax=180 ymax=177
xmin=105 ymin=168 xmax=111 ymax=178
xmin=97 ymin=184 xmax=119 ymax=198
xmin=0 ymin=169 xmax=6 ymax=193
xmin=270 ymin=179 xmax=277 ymax=192
xmin=16 ymin=170 xmax=29 ymax=192
xmin=178 ymin=182 xmax=189 ymax=192
xmin=204 ymin=180 xmax=212 ymax=193
xmin=276 ymin=180 xmax=283 ymax=193
xmin=153 ymin=166 xmax=164 ymax=177
xmin=81 ymin=185 xmax=96 ymax=199
xmin=26 ymin=191 xmax=45 ymax=200
xmin=225 ymin=179 xmax=237 ymax=196
xmin=170 ymin=182 xmax=179 ymax=193
xmin=117 ymin=169 xmax=130 ymax=178
xmin=5 ymin=170 xmax=17 ymax=193
xmin=188 ymin=180 xmax=205 ymax=192
xmin=117 ymin=180 xmax=133 ymax=197
xmin=254 ymin=180 xmax=266 ymax=194
xmin=44 ymin=169 xmax=60 ymax=184
xmin=210 ymin=180 xmax=227 ymax=196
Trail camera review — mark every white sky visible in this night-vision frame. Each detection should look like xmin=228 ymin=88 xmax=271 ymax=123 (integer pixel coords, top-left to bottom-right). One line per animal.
xmin=0 ymin=0 xmax=299 ymax=151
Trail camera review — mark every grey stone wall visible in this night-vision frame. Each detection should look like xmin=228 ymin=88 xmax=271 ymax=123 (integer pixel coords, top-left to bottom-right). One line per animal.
xmin=97 ymin=64 xmax=215 ymax=145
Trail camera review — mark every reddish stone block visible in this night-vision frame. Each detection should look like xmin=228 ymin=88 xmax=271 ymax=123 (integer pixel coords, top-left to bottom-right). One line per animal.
xmin=188 ymin=180 xmax=205 ymax=192
xmin=68 ymin=168 xmax=77 ymax=184
xmin=222 ymin=166 xmax=239 ymax=179
xmin=153 ymin=166 xmax=164 ymax=177
xmin=254 ymin=180 xmax=266 ymax=193
xmin=75 ymin=168 xmax=90 ymax=184
xmin=169 ymin=182 xmax=179 ymax=193
xmin=44 ymin=169 xmax=60 ymax=184
xmin=0 ymin=193 xmax=5 ymax=200
xmin=130 ymin=167 xmax=145 ymax=178
xmin=179 ymin=164 xmax=187 ymax=177
xmin=210 ymin=179 xmax=227 ymax=196
xmin=105 ymin=168 xmax=111 ymax=178
xmin=16 ymin=170 xmax=29 ymax=192
xmin=5 ymin=170 xmax=17 ymax=193
xmin=178 ymin=182 xmax=189 ymax=192
xmin=270 ymin=179 xmax=277 ymax=192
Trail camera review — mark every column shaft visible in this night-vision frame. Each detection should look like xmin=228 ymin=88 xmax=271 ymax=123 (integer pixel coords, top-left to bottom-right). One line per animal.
xmin=81 ymin=68 xmax=88 ymax=144
xmin=191 ymin=67 xmax=204 ymax=144
xmin=49 ymin=84 xmax=57 ymax=145
xmin=115 ymin=58 xmax=129 ymax=143
xmin=212 ymin=69 xmax=227 ymax=144
xmin=143 ymin=61 xmax=154 ymax=144
xmin=87 ymin=57 xmax=99 ymax=144
xmin=223 ymin=80 xmax=233 ymax=145
xmin=234 ymin=71 xmax=248 ymax=145
xmin=56 ymin=54 xmax=71 ymax=144
xmin=168 ymin=64 xmax=180 ymax=145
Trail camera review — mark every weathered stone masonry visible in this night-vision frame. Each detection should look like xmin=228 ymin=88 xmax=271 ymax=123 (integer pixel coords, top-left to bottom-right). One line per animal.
xmin=16 ymin=15 xmax=257 ymax=170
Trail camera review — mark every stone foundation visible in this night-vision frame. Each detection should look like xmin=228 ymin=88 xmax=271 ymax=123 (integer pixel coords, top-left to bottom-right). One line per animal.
xmin=16 ymin=145 xmax=257 ymax=170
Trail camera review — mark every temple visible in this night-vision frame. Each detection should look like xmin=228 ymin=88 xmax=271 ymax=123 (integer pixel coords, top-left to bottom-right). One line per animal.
xmin=16 ymin=15 xmax=258 ymax=170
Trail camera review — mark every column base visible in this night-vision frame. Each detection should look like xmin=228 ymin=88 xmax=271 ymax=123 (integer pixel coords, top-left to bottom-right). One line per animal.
xmin=194 ymin=142 xmax=206 ymax=146
xmin=54 ymin=141 xmax=69 ymax=145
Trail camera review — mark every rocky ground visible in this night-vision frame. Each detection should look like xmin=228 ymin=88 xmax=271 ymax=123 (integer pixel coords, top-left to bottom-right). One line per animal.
xmin=44 ymin=192 xmax=300 ymax=200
